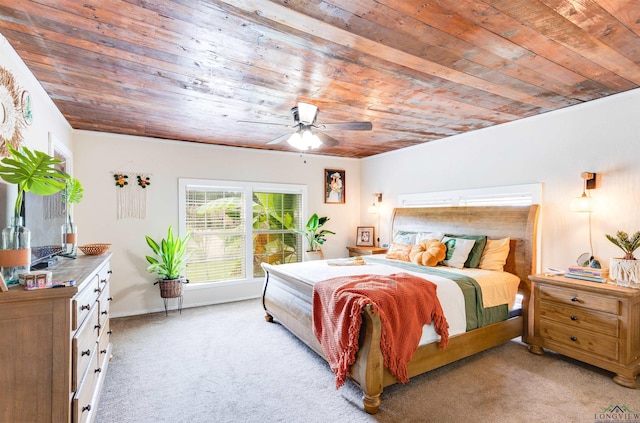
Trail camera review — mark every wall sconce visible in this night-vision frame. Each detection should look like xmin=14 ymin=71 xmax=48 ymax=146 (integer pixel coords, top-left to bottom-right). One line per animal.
xmin=571 ymin=172 xmax=597 ymax=213
xmin=571 ymin=172 xmax=599 ymax=267
xmin=368 ymin=193 xmax=382 ymax=246
xmin=367 ymin=193 xmax=382 ymax=214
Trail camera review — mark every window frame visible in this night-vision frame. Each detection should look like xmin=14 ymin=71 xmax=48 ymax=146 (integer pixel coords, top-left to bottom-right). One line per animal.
xmin=178 ymin=178 xmax=307 ymax=288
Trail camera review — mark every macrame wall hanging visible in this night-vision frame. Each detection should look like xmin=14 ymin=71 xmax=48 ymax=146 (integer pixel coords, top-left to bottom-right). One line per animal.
xmin=0 ymin=65 xmax=29 ymax=157
xmin=113 ymin=172 xmax=152 ymax=219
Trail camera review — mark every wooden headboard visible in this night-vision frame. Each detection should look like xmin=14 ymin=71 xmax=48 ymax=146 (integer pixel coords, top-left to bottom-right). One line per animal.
xmin=390 ymin=205 xmax=540 ymax=284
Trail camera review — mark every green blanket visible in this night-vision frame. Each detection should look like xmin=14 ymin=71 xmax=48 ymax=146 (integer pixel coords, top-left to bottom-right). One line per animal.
xmin=364 ymin=256 xmax=509 ymax=330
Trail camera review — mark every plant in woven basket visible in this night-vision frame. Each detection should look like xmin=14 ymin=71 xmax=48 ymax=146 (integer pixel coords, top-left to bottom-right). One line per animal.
xmin=145 ymin=226 xmax=191 ymax=299
xmin=606 ymin=230 xmax=640 ymax=287
xmin=605 ymin=230 xmax=640 ymax=260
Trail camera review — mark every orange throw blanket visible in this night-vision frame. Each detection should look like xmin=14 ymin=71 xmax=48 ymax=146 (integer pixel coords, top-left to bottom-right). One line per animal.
xmin=312 ymin=272 xmax=449 ymax=389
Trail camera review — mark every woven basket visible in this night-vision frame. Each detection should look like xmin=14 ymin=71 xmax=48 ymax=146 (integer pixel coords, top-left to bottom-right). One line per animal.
xmin=79 ymin=243 xmax=111 ymax=255
xmin=157 ymin=278 xmax=187 ymax=298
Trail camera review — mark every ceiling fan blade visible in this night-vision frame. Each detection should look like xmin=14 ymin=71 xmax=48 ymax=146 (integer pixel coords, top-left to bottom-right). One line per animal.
xmin=297 ymin=102 xmax=318 ymax=125
xmin=315 ymin=132 xmax=340 ymax=147
xmin=266 ymin=132 xmax=293 ymax=145
xmin=321 ymin=121 xmax=372 ymax=131
xmin=237 ymin=120 xmax=292 ymax=128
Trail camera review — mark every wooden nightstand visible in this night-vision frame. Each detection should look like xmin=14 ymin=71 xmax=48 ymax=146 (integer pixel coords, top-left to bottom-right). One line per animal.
xmin=346 ymin=246 xmax=388 ymax=257
xmin=528 ymin=274 xmax=640 ymax=388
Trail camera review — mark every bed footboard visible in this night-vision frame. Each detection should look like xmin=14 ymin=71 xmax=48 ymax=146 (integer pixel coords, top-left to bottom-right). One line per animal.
xmin=262 ymin=266 xmax=386 ymax=413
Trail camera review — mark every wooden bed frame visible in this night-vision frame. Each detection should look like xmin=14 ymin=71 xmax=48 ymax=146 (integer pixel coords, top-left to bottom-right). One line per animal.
xmin=261 ymin=205 xmax=539 ymax=414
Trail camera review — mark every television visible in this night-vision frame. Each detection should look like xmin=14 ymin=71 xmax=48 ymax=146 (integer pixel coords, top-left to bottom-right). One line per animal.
xmin=23 ymin=190 xmax=67 ymax=268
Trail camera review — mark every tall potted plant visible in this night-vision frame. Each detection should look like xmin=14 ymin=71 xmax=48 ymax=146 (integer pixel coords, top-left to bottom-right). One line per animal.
xmin=294 ymin=213 xmax=335 ymax=261
xmin=145 ymin=226 xmax=191 ymax=301
xmin=61 ymin=177 xmax=83 ymax=256
xmin=0 ymin=145 xmax=69 ymax=284
xmin=606 ymin=230 xmax=640 ymax=287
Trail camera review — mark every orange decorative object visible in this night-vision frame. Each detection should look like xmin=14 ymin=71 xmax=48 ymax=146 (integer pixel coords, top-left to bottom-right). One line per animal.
xmin=409 ymin=239 xmax=447 ymax=267
xmin=114 ymin=173 xmax=128 ymax=187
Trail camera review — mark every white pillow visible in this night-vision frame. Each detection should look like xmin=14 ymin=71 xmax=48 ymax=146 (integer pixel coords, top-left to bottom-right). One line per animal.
xmin=415 ymin=231 xmax=444 ymax=243
xmin=441 ymin=236 xmax=475 ymax=269
xmin=393 ymin=231 xmax=417 ymax=245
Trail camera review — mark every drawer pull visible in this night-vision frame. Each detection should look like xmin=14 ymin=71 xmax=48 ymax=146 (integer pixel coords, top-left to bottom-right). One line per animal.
xmin=81 ymin=349 xmax=91 ymax=356
xmin=80 ymin=304 xmax=91 ymax=311
xmin=100 ymin=278 xmax=107 ymax=284
xmin=108 ymin=270 xmax=113 ymax=274
xmin=107 ymin=330 xmax=113 ymax=335
xmin=94 ymin=287 xmax=102 ymax=293
xmin=570 ymin=316 xmax=578 ymax=321
xmin=101 ymin=310 xmax=108 ymax=315
xmin=100 ymin=349 xmax=107 ymax=354
xmin=94 ymin=323 xmax=102 ymax=330
xmin=570 ymin=296 xmax=579 ymax=302
xmin=108 ymin=297 xmax=113 ymax=302
xmin=82 ymin=404 xmax=92 ymax=412
xmin=570 ymin=336 xmax=578 ymax=342
xmin=94 ymin=367 xmax=102 ymax=374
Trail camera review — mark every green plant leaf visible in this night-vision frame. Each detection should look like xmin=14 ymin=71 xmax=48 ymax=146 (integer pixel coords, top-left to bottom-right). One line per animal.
xmin=0 ymin=145 xmax=70 ymax=217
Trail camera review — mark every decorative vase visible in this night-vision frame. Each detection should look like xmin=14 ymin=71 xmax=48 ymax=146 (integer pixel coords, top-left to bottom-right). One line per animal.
xmin=0 ymin=217 xmax=31 ymax=285
xmin=304 ymin=250 xmax=324 ymax=261
xmin=610 ymin=258 xmax=640 ymax=288
xmin=61 ymin=218 xmax=77 ymax=256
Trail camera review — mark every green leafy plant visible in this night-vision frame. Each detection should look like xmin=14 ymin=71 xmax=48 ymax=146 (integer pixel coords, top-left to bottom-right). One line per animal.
xmin=62 ymin=177 xmax=83 ymax=221
xmin=294 ymin=213 xmax=335 ymax=252
xmin=145 ymin=226 xmax=191 ymax=280
xmin=0 ymin=144 xmax=69 ymax=220
xmin=605 ymin=230 xmax=640 ymax=260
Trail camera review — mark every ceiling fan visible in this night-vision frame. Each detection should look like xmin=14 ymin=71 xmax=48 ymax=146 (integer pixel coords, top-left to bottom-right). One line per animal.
xmin=239 ymin=102 xmax=372 ymax=150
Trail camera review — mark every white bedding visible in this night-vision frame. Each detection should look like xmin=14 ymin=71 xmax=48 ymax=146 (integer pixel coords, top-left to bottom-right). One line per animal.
xmin=269 ymin=259 xmax=519 ymax=347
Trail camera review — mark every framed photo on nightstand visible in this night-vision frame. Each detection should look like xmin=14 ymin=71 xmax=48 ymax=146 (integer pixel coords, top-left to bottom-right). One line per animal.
xmin=356 ymin=226 xmax=375 ymax=247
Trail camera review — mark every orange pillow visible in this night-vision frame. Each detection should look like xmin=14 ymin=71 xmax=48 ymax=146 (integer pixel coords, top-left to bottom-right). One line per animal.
xmin=385 ymin=243 xmax=412 ymax=262
xmin=410 ymin=239 xmax=447 ymax=267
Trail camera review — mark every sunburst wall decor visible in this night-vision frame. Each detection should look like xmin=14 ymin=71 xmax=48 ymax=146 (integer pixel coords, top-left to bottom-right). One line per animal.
xmin=0 ymin=66 xmax=24 ymax=157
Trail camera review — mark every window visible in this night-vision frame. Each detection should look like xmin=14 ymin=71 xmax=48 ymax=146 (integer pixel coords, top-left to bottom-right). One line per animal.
xmin=179 ymin=179 xmax=305 ymax=284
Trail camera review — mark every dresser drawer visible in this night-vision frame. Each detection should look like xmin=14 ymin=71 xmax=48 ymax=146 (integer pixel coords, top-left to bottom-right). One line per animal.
xmin=539 ymin=300 xmax=618 ymax=337
xmin=539 ymin=285 xmax=619 ymax=314
xmin=72 ymin=306 xmax=100 ymax=391
xmin=97 ymin=262 xmax=111 ymax=290
xmin=72 ymin=278 xmax=100 ymax=331
xmin=98 ymin=283 xmax=111 ymax=325
xmin=73 ymin=349 xmax=100 ymax=423
xmin=539 ymin=318 xmax=618 ymax=360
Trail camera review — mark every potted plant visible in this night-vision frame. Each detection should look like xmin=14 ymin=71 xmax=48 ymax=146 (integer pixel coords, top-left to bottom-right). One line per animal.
xmin=294 ymin=213 xmax=335 ymax=260
xmin=145 ymin=226 xmax=191 ymax=303
xmin=61 ymin=177 xmax=83 ymax=256
xmin=0 ymin=144 xmax=69 ymax=283
xmin=606 ymin=230 xmax=640 ymax=287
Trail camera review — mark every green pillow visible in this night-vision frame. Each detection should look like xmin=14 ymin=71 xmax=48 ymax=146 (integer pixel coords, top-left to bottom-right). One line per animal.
xmin=445 ymin=234 xmax=487 ymax=268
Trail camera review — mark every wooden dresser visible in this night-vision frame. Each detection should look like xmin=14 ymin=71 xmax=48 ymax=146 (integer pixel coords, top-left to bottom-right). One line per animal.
xmin=0 ymin=253 xmax=113 ymax=423
xmin=528 ymin=274 xmax=640 ymax=388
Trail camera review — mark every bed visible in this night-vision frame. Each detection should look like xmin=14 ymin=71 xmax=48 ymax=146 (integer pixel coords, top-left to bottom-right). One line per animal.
xmin=261 ymin=205 xmax=539 ymax=414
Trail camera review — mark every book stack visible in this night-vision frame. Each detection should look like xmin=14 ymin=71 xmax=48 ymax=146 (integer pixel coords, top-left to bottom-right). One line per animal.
xmin=565 ymin=266 xmax=609 ymax=283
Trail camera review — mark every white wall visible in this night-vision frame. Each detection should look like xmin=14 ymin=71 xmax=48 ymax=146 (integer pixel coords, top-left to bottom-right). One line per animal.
xmin=73 ymin=131 xmax=361 ymax=316
xmin=360 ymin=89 xmax=640 ymax=273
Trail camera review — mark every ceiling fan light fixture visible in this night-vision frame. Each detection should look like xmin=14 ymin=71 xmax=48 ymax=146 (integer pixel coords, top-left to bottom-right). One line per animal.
xmin=287 ymin=132 xmax=306 ymax=150
xmin=297 ymin=102 xmax=318 ymax=125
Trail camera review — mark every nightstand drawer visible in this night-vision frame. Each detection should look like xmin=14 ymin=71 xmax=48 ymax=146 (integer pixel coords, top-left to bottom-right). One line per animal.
xmin=539 ymin=300 xmax=618 ymax=337
xmin=539 ymin=318 xmax=618 ymax=360
xmin=539 ymin=285 xmax=619 ymax=314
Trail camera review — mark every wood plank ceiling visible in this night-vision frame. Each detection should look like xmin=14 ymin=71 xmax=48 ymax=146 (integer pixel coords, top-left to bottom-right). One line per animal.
xmin=1 ymin=1 xmax=639 ymax=158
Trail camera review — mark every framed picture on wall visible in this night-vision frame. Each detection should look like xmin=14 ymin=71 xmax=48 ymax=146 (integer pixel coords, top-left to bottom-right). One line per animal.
xmin=325 ymin=169 xmax=345 ymax=204
xmin=356 ymin=226 xmax=375 ymax=247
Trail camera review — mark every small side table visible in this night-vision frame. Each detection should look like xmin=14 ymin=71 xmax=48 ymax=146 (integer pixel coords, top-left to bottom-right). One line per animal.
xmin=346 ymin=246 xmax=388 ymax=257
